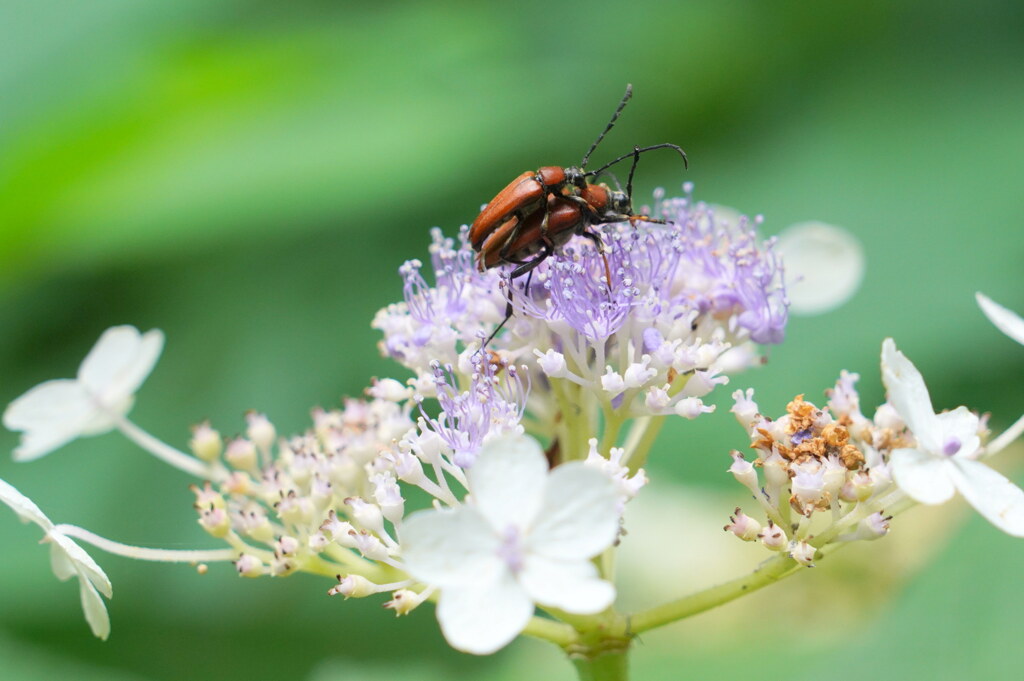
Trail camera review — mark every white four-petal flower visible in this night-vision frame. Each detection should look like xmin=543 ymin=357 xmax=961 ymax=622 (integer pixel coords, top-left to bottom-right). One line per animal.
xmin=3 ymin=326 xmax=164 ymax=461
xmin=0 ymin=478 xmax=113 ymax=639
xmin=400 ymin=435 xmax=620 ymax=654
xmin=881 ymin=338 xmax=1024 ymax=536
xmin=977 ymin=292 xmax=1024 ymax=346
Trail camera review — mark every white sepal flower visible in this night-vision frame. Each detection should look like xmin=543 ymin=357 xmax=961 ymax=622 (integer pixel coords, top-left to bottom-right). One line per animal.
xmin=400 ymin=435 xmax=619 ymax=654
xmin=977 ymin=293 xmax=1024 ymax=346
xmin=3 ymin=326 xmax=164 ymax=461
xmin=0 ymin=478 xmax=113 ymax=639
xmin=881 ymin=338 xmax=1024 ymax=536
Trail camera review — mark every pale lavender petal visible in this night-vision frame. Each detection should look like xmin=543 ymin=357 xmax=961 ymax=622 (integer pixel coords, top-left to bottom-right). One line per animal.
xmin=0 ymin=478 xmax=53 ymax=529
xmin=469 ymin=435 xmax=548 ymax=533
xmin=881 ymin=339 xmax=941 ymax=452
xmin=436 ymin=572 xmax=533 ymax=654
xmin=977 ymin=293 xmax=1024 ymax=346
xmin=3 ymin=380 xmax=100 ymax=461
xmin=400 ymin=506 xmax=501 ymax=588
xmin=78 ymin=572 xmax=111 ymax=640
xmin=529 ymin=463 xmax=619 ymax=560
xmin=78 ymin=326 xmax=163 ymax=405
xmin=889 ymin=448 xmax=956 ymax=505
xmin=950 ymin=458 xmax=1024 ymax=537
xmin=519 ymin=554 xmax=615 ymax=614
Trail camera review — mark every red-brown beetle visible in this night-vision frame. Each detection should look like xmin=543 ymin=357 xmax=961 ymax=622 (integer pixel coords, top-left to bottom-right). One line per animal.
xmin=469 ymin=84 xmax=686 ymax=274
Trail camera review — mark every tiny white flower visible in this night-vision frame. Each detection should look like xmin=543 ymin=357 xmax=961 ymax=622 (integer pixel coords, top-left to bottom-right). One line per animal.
xmin=0 ymin=478 xmax=113 ymax=639
xmin=3 ymin=326 xmax=164 ymax=461
xmin=600 ymin=368 xmax=626 ymax=395
xmin=977 ymin=292 xmax=1024 ymax=346
xmin=534 ymin=349 xmax=567 ymax=378
xmin=400 ymin=435 xmax=619 ymax=654
xmin=881 ymin=338 xmax=1024 ymax=536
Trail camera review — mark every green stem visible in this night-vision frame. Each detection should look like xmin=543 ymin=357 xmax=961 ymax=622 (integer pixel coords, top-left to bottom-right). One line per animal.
xmin=623 ymin=414 xmax=666 ymax=473
xmin=521 ymin=616 xmax=578 ymax=648
xmin=571 ymin=649 xmax=630 ymax=681
xmin=630 ymin=553 xmax=800 ymax=634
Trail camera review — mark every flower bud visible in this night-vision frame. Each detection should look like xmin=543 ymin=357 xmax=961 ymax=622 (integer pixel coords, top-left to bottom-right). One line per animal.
xmin=275 ymin=535 xmax=300 ymax=558
xmin=601 ymin=369 xmax=626 ymax=395
xmin=674 ymin=397 xmax=714 ymax=420
xmin=275 ymin=490 xmax=314 ymax=526
xmin=623 ymin=356 xmax=656 ymax=388
xmin=222 ymin=471 xmax=254 ymax=496
xmin=308 ymin=531 xmax=330 ymax=554
xmin=367 ymin=377 xmax=413 ymax=402
xmin=728 ymin=451 xmax=760 ymax=493
xmin=346 ymin=497 xmax=386 ymax=537
xmin=645 ymin=385 xmax=671 ymax=413
xmin=840 ymin=469 xmax=874 ymax=502
xmin=789 ymin=540 xmax=817 ymax=567
xmin=351 ymin=530 xmax=390 ymax=561
xmin=724 ymin=508 xmax=762 ymax=541
xmin=270 ymin=557 xmax=297 ymax=577
xmin=838 ymin=512 xmax=892 ymax=542
xmin=384 ymin=589 xmax=428 ymax=615
xmin=198 ymin=505 xmax=230 ymax=538
xmin=234 ymin=554 xmax=265 ymax=578
xmin=758 ymin=520 xmax=787 ymax=551
xmin=225 ymin=437 xmax=259 ymax=471
xmin=245 ymin=412 xmax=277 ymax=454
xmin=189 ymin=421 xmax=222 ymax=462
xmin=534 ymin=349 xmax=568 ymax=378
xmin=329 ymin=574 xmax=378 ymax=598
xmin=190 ymin=482 xmax=226 ymax=510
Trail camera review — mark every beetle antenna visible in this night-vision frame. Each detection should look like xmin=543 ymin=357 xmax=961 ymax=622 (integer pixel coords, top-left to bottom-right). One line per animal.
xmin=626 ymin=146 xmax=640 ymax=199
xmin=580 ymin=84 xmax=633 ymax=169
xmin=591 ymin=169 xmax=623 ymax=191
xmin=585 ymin=143 xmax=688 ymax=179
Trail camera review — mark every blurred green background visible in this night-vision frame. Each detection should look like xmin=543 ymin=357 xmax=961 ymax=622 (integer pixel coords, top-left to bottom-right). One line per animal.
xmin=2 ymin=1 xmax=1023 ymax=679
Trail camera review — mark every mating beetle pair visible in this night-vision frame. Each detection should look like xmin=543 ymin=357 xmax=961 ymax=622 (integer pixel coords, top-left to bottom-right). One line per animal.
xmin=469 ymin=85 xmax=687 ymax=340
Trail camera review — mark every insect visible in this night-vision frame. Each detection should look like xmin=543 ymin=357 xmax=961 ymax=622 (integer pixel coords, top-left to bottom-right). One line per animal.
xmin=470 ymin=85 xmax=687 ymax=344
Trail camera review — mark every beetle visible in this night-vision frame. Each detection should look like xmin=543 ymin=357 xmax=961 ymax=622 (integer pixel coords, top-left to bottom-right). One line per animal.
xmin=469 ymin=84 xmax=686 ymax=273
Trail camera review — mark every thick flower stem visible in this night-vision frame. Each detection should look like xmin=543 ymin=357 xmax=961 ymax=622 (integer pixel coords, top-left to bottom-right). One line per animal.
xmin=631 ymin=554 xmax=798 ymax=633
xmin=571 ymin=649 xmax=629 ymax=681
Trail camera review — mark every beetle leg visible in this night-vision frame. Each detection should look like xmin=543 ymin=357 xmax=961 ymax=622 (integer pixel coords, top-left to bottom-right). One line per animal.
xmin=481 ymin=240 xmax=553 ymax=349
xmin=578 ymin=230 xmax=612 ymax=293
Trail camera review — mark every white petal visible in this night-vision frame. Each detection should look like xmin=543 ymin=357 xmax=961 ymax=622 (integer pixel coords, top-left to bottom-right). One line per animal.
xmin=0 ymin=478 xmax=53 ymax=530
xmin=935 ymin=407 xmax=981 ymax=458
xmin=529 ymin=463 xmax=619 ymax=560
xmin=78 ymin=571 xmax=111 ymax=640
xmin=468 ymin=435 xmax=548 ymax=533
xmin=3 ymin=380 xmax=100 ymax=461
xmin=775 ymin=221 xmax=865 ymax=315
xmin=520 ymin=554 xmax=615 ymax=614
xmin=977 ymin=293 xmax=1024 ymax=346
xmin=949 ymin=458 xmax=1024 ymax=537
xmin=400 ymin=506 xmax=501 ymax=588
xmin=77 ymin=326 xmax=164 ymax=406
xmin=880 ymin=339 xmax=941 ymax=452
xmin=49 ymin=532 xmax=113 ymax=597
xmin=49 ymin=538 xmax=76 ymax=581
xmin=889 ymin=448 xmax=956 ymax=505
xmin=436 ymin=572 xmax=533 ymax=654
